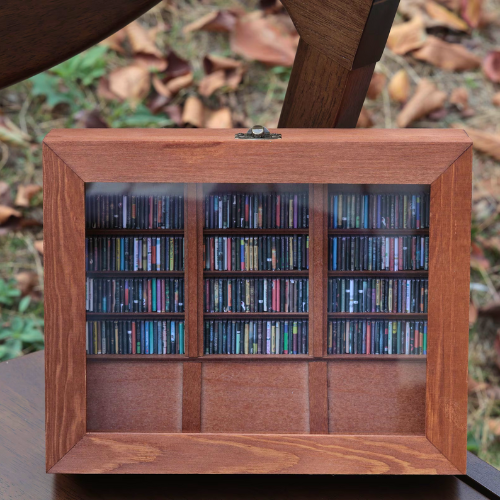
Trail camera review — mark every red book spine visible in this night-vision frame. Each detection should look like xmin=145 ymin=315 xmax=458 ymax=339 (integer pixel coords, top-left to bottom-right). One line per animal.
xmin=389 ymin=238 xmax=394 ymax=271
xmin=276 ymin=279 xmax=281 ymax=312
xmin=157 ymin=197 xmax=162 ymax=227
xmin=132 ymin=322 xmax=136 ymax=354
xmin=366 ymin=322 xmax=371 ymax=354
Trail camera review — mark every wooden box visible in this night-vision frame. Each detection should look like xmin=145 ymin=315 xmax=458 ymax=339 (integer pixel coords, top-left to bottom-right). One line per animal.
xmin=44 ymin=129 xmax=472 ymax=474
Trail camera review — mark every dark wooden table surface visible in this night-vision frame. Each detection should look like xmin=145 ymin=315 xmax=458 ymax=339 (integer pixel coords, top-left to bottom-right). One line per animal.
xmin=0 ymin=350 xmax=498 ymax=499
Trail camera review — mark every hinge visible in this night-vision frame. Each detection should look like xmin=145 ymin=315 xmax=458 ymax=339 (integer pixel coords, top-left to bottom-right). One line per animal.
xmin=235 ymin=125 xmax=282 ymax=140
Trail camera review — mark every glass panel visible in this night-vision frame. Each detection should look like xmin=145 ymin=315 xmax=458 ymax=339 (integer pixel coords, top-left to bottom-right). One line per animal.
xmin=84 ymin=182 xmax=185 ymax=356
xmin=326 ymin=185 xmax=429 ymax=357
xmin=202 ymin=183 xmax=309 ymax=355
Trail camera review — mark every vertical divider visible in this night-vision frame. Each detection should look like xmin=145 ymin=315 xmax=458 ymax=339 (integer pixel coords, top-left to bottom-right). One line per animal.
xmin=185 ymin=183 xmax=199 ymax=358
xmin=309 ymin=184 xmax=327 ymax=357
xmin=197 ymin=184 xmax=205 ymax=357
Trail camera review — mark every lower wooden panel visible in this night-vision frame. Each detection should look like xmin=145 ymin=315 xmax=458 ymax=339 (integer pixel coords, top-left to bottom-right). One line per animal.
xmin=50 ymin=433 xmax=459 ymax=474
xmin=201 ymin=362 xmax=309 ymax=433
xmin=86 ymin=361 xmax=183 ymax=432
xmin=328 ymin=360 xmax=426 ymax=435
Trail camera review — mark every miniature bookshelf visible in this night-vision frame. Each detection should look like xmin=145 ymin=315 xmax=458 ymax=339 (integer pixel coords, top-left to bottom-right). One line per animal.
xmin=44 ymin=129 xmax=471 ymax=474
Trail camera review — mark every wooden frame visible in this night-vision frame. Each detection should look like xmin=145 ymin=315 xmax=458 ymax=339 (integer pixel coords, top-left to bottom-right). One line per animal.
xmin=44 ymin=128 xmax=471 ymax=474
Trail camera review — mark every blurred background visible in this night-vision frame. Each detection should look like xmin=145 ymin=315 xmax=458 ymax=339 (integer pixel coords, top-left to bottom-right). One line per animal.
xmin=0 ymin=0 xmax=499 ymax=468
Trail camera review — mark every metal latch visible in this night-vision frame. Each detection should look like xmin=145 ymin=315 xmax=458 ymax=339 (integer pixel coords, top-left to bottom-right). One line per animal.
xmin=235 ymin=125 xmax=282 ymax=140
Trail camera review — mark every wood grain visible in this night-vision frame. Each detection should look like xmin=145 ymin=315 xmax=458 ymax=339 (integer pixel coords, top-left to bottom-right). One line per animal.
xmin=308 ymin=362 xmax=329 ymax=434
xmin=328 ymin=360 xmax=426 ymax=435
xmin=0 ymin=0 xmax=160 ymax=89
xmin=201 ymin=362 xmax=309 ymax=433
xmin=44 ymin=129 xmax=471 ymax=185
xmin=309 ymin=184 xmax=327 ymax=356
xmin=86 ymin=360 xmax=182 ymax=432
xmin=182 ymin=362 xmax=202 ymax=433
xmin=43 ymin=145 xmax=86 ymax=471
xmin=427 ymin=147 xmax=472 ymax=474
xmin=185 ymin=183 xmax=198 ymax=357
xmin=51 ymin=433 xmax=460 ymax=474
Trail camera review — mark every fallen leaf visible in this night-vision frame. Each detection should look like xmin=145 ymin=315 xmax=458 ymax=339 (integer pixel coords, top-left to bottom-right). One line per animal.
xmin=488 ymin=419 xmax=500 ymax=436
xmin=99 ymin=29 xmax=126 ymax=53
xmin=388 ymin=70 xmax=411 ymax=103
xmin=125 ymin=21 xmax=162 ymax=58
xmin=133 ymin=53 xmax=168 ymax=72
xmin=148 ymin=94 xmax=170 ymax=114
xmin=165 ymin=104 xmax=183 ymax=127
xmin=0 ymin=205 xmax=21 ymax=225
xmin=199 ymin=70 xmax=227 ymax=97
xmin=470 ymin=241 xmax=491 ymax=270
xmin=366 ymin=72 xmax=386 ymax=100
xmin=97 ymin=77 xmax=118 ymax=100
xmin=203 ymin=54 xmax=242 ymax=73
xmin=425 ymin=1 xmax=469 ymax=30
xmin=397 ymin=79 xmax=447 ymax=127
xmin=161 ymin=51 xmax=191 ymax=82
xmin=427 ymin=107 xmax=449 ymax=120
xmin=14 ymin=185 xmax=42 ymax=207
xmin=183 ymin=10 xmax=238 ymax=34
xmin=356 ymin=107 xmax=374 ymax=128
xmin=493 ymin=92 xmax=500 ymax=107
xmin=205 ymin=107 xmax=233 ymax=128
xmin=230 ymin=12 xmax=298 ymax=67
xmin=461 ymin=0 xmax=483 ymax=28
xmin=15 ymin=271 xmax=38 ymax=297
xmin=152 ymin=73 xmax=193 ymax=98
xmin=483 ymin=51 xmax=500 ymax=83
xmin=412 ymin=36 xmax=481 ymax=71
xmin=450 ymin=87 xmax=469 ymax=109
xmin=452 ymin=124 xmax=500 ymax=161
xmin=74 ymin=109 xmax=108 ymax=128
xmin=469 ymin=301 xmax=477 ymax=325
xmin=0 ymin=116 xmax=31 ymax=147
xmin=182 ymin=96 xmax=205 ymax=127
xmin=34 ymin=240 xmax=43 ymax=255
xmin=108 ymin=65 xmax=150 ymax=106
xmin=468 ymin=375 xmax=489 ymax=393
xmin=387 ymin=15 xmax=427 ymax=55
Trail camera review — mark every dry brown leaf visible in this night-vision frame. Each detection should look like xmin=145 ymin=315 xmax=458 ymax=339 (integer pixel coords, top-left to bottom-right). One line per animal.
xmin=125 ymin=21 xmax=162 ymax=57
xmin=450 ymin=87 xmax=469 ymax=110
xmin=153 ymin=73 xmax=193 ymax=98
xmin=230 ymin=12 xmax=298 ymax=67
xmin=15 ymin=271 xmax=38 ymax=297
xmin=493 ymin=92 xmax=500 ymax=107
xmin=468 ymin=376 xmax=489 ymax=393
xmin=0 ymin=205 xmax=21 ymax=225
xmin=182 ymin=96 xmax=205 ymax=127
xmin=14 ymin=184 xmax=42 ymax=207
xmin=162 ymin=51 xmax=191 ymax=82
xmin=469 ymin=302 xmax=478 ymax=325
xmin=108 ymin=65 xmax=150 ymax=106
xmin=75 ymin=109 xmax=109 ymax=128
xmin=488 ymin=419 xmax=500 ymax=436
xmin=388 ymin=70 xmax=411 ymax=103
xmin=366 ymin=72 xmax=386 ymax=100
xmin=99 ymin=29 xmax=126 ymax=53
xmin=205 ymin=107 xmax=233 ymax=128
xmin=34 ymin=240 xmax=43 ymax=255
xmin=183 ymin=10 xmax=238 ymax=34
xmin=412 ymin=36 xmax=481 ymax=71
xmin=356 ymin=107 xmax=374 ymax=128
xmin=97 ymin=77 xmax=118 ymax=100
xmin=461 ymin=0 xmax=483 ymax=28
xmin=133 ymin=54 xmax=168 ymax=72
xmin=452 ymin=124 xmax=500 ymax=161
xmin=387 ymin=15 xmax=426 ymax=55
xmin=425 ymin=1 xmax=469 ymax=30
xmin=203 ymin=54 xmax=242 ymax=73
xmin=483 ymin=51 xmax=500 ymax=83
xmin=165 ymin=104 xmax=183 ymax=127
xmin=199 ymin=70 xmax=227 ymax=97
xmin=397 ymin=79 xmax=447 ymax=127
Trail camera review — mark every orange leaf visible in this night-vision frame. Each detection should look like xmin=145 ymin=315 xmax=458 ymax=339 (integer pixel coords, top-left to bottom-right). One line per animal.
xmin=133 ymin=54 xmax=168 ymax=72
xmin=461 ymin=0 xmax=483 ymax=28
xmin=388 ymin=70 xmax=410 ymax=103
xmin=425 ymin=1 xmax=469 ymax=31
xmin=493 ymin=92 xmax=500 ymax=107
xmin=366 ymin=72 xmax=386 ymax=100
xmin=14 ymin=184 xmax=42 ymax=208
xmin=205 ymin=107 xmax=233 ymax=128
xmin=199 ymin=70 xmax=227 ymax=97
xmin=108 ymin=65 xmax=150 ymax=106
xmin=99 ymin=29 xmax=127 ymax=53
xmin=15 ymin=271 xmax=38 ymax=297
xmin=125 ymin=21 xmax=162 ymax=58
xmin=182 ymin=96 xmax=205 ymax=127
xmin=397 ymin=79 xmax=447 ymax=128
xmin=0 ymin=205 xmax=21 ymax=225
xmin=452 ymin=124 xmax=500 ymax=161
xmin=483 ymin=51 xmax=500 ymax=83
xmin=412 ymin=36 xmax=481 ymax=71
xmin=387 ymin=16 xmax=426 ymax=55
xmin=183 ymin=10 xmax=238 ymax=34
xmin=450 ymin=87 xmax=469 ymax=110
xmin=34 ymin=240 xmax=43 ymax=255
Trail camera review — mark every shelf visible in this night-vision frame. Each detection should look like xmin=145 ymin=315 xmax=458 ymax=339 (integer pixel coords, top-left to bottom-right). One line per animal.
xmin=86 ymin=313 xmax=184 ymax=320
xmin=204 ymin=313 xmax=308 ymax=319
xmin=203 ymin=228 xmax=309 ymax=235
xmin=86 ymin=229 xmax=184 ymax=236
xmin=200 ymin=354 xmax=311 ymax=360
xmin=328 ymin=271 xmax=428 ymax=277
xmin=204 ymin=270 xmax=308 ymax=277
xmin=87 ymin=354 xmax=185 ymax=360
xmin=86 ymin=271 xmax=184 ymax=278
xmin=327 ymin=313 xmax=427 ymax=320
xmin=328 ymin=229 xmax=429 ymax=236
xmin=325 ymin=354 xmax=426 ymax=361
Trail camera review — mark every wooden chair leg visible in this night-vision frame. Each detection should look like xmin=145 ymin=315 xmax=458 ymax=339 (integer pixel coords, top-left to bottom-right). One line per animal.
xmin=279 ymin=0 xmax=400 ymax=128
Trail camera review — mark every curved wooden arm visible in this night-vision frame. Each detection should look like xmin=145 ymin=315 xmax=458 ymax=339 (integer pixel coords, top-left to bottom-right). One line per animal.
xmin=0 ymin=0 xmax=160 ymax=89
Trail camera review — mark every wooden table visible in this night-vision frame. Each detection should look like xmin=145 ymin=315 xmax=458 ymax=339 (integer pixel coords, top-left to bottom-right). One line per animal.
xmin=0 ymin=351 xmax=499 ymax=499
